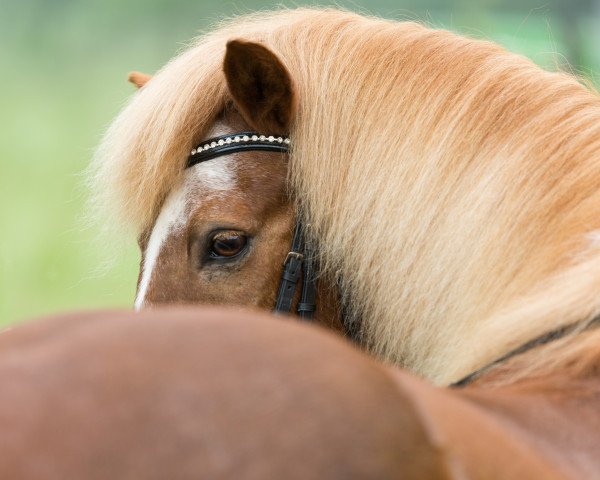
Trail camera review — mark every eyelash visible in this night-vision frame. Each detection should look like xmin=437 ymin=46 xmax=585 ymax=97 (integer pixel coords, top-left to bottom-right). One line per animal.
xmin=205 ymin=231 xmax=250 ymax=261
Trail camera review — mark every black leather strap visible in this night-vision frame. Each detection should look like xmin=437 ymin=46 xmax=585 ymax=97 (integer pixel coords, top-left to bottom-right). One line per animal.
xmin=451 ymin=314 xmax=600 ymax=387
xmin=297 ymin=242 xmax=318 ymax=320
xmin=274 ymin=223 xmax=305 ymax=314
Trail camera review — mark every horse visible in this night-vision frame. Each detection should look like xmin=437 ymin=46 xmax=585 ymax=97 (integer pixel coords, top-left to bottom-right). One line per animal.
xmin=91 ymin=7 xmax=600 ymax=389
xmin=1 ymin=306 xmax=595 ymax=478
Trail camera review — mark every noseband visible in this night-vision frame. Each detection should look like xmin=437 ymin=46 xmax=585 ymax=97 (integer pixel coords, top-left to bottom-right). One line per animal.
xmin=187 ymin=131 xmax=318 ymax=320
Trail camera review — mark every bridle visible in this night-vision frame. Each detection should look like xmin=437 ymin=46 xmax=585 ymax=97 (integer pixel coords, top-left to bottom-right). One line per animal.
xmin=451 ymin=314 xmax=600 ymax=386
xmin=187 ymin=131 xmax=318 ymax=320
xmin=187 ymin=132 xmax=600 ymax=386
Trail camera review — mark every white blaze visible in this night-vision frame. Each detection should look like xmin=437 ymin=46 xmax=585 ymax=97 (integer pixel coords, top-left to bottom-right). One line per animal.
xmin=134 ymin=158 xmax=236 ymax=310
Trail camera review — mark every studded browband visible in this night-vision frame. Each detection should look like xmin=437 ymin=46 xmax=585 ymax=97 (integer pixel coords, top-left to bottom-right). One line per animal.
xmin=188 ymin=132 xmax=290 ymax=167
xmin=187 ymin=131 xmax=317 ymax=320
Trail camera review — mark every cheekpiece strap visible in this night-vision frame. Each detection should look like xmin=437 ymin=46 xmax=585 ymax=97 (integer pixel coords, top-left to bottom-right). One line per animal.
xmin=187 ymin=131 xmax=290 ymax=168
xmin=274 ymin=223 xmax=306 ymax=314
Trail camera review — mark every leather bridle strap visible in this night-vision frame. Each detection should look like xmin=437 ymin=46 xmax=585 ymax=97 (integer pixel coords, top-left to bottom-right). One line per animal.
xmin=187 ymin=131 xmax=317 ymax=319
xmin=272 ymin=222 xmax=318 ymax=319
xmin=188 ymin=131 xmax=289 ymax=168
xmin=451 ymin=314 xmax=600 ymax=386
xmin=298 ymin=244 xmax=318 ymax=320
xmin=274 ymin=222 xmax=305 ymax=314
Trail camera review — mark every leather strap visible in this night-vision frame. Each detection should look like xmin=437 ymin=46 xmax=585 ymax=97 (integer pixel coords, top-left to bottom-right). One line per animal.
xmin=187 ymin=131 xmax=289 ymax=168
xmin=297 ymin=242 xmax=318 ymax=320
xmin=274 ymin=223 xmax=305 ymax=314
xmin=452 ymin=314 xmax=600 ymax=386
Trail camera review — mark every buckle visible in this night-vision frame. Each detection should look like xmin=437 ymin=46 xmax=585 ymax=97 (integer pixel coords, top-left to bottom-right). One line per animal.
xmin=283 ymin=251 xmax=304 ymax=266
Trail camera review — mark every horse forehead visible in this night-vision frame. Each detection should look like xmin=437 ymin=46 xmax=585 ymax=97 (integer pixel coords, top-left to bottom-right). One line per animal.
xmin=171 ymin=157 xmax=239 ymax=223
xmin=144 ymin=156 xmax=241 ymax=251
xmin=151 ymin=158 xmax=239 ymax=264
xmin=146 ymin=159 xmax=236 ymax=233
xmin=135 ymin=158 xmax=238 ymax=310
xmin=185 ymin=157 xmax=238 ymax=195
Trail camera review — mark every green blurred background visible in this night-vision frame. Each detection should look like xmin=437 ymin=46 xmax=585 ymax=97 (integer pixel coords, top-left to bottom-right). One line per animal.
xmin=1 ymin=0 xmax=599 ymax=325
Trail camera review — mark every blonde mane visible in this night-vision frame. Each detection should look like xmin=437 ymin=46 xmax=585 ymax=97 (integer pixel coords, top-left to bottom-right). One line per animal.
xmin=91 ymin=8 xmax=600 ymax=384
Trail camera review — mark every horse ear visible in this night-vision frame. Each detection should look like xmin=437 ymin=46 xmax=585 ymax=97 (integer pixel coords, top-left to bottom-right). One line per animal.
xmin=223 ymin=40 xmax=296 ymax=133
xmin=128 ymin=71 xmax=152 ymax=89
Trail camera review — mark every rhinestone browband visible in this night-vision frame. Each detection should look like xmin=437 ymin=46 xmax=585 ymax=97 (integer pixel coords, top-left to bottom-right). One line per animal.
xmin=187 ymin=131 xmax=291 ymax=168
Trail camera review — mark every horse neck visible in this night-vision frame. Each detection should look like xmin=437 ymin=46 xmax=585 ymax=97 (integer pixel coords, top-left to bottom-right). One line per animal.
xmin=396 ymin=117 xmax=600 ymax=383
xmin=422 ymin=135 xmax=600 ymax=382
xmin=457 ymin=328 xmax=600 ymax=479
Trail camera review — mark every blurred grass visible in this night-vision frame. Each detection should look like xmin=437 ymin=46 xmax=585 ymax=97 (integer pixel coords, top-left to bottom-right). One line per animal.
xmin=1 ymin=0 xmax=598 ymax=325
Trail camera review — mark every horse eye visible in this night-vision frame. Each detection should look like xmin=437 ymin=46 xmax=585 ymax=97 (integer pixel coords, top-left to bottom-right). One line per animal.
xmin=209 ymin=231 xmax=248 ymax=259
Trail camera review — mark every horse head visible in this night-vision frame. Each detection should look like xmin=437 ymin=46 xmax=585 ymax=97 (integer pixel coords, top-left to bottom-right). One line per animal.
xmin=130 ymin=40 xmax=344 ymax=333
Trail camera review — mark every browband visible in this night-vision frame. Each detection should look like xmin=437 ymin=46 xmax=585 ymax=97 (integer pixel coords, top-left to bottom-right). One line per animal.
xmin=188 ymin=131 xmax=290 ymax=168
